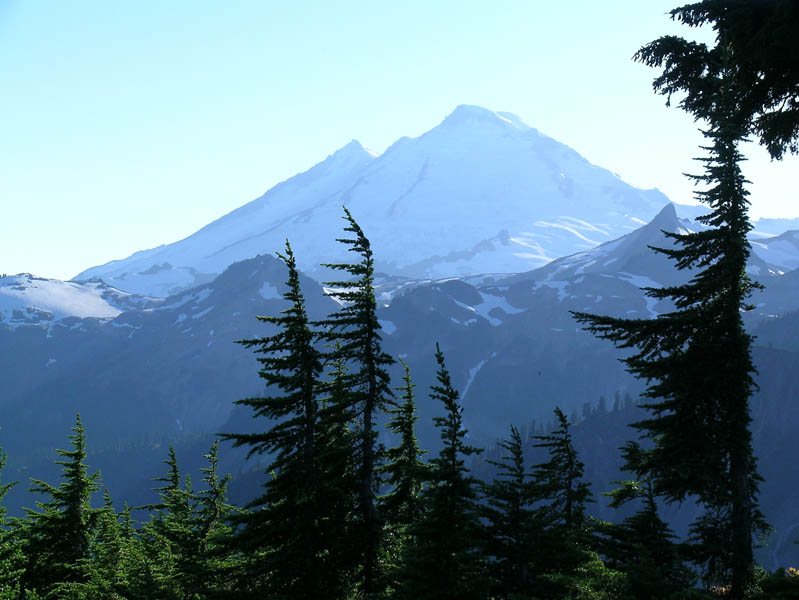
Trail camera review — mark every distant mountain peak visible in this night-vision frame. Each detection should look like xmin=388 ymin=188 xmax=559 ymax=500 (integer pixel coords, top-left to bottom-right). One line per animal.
xmin=438 ymin=104 xmax=532 ymax=133
xmin=323 ymin=138 xmax=378 ymax=165
xmin=336 ymin=138 xmax=376 ymax=156
xmin=647 ymin=201 xmax=680 ymax=230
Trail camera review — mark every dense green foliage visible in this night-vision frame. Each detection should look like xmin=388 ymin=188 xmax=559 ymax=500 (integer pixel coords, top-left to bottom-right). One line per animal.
xmin=219 ymin=241 xmax=351 ymax=599
xmin=479 ymin=426 xmax=540 ymax=598
xmin=0 ymin=443 xmax=22 ymax=600
xmin=635 ymin=0 xmax=799 ymax=159
xmin=378 ymin=359 xmax=428 ymax=594
xmin=17 ymin=415 xmax=102 ymax=597
xmin=598 ymin=443 xmax=697 ymax=600
xmin=317 ymin=207 xmax=397 ymax=597
xmin=396 ymin=345 xmax=487 ymax=600
xmin=528 ymin=408 xmax=611 ymax=600
xmin=575 ymin=82 xmax=763 ymax=598
xmin=573 ymin=6 xmax=782 ymax=597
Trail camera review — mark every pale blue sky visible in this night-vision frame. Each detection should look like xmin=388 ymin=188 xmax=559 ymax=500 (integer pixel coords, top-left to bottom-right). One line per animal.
xmin=2 ymin=1 xmax=797 ymax=280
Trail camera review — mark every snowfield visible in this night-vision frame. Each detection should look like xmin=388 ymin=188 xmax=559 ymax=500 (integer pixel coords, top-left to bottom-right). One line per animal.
xmin=0 ymin=274 xmax=153 ymax=328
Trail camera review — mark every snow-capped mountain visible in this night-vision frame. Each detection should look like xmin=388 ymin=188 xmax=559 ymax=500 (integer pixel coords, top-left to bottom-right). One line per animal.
xmin=499 ymin=203 xmax=781 ymax=307
xmin=77 ymin=105 xmax=674 ymax=296
xmin=0 ymin=274 xmax=154 ymax=328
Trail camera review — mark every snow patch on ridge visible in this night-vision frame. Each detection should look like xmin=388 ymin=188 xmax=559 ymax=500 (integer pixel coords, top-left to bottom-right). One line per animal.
xmin=462 ymin=359 xmax=487 ymax=399
xmin=450 ymin=290 xmax=524 ymax=327
xmin=0 ymin=273 xmax=150 ymax=328
xmin=617 ymin=273 xmax=661 ymax=317
xmin=533 ymin=280 xmax=570 ymax=302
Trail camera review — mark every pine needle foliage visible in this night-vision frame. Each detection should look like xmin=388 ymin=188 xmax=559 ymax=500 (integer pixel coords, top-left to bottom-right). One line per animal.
xmin=396 ymin=344 xmax=487 ymax=600
xmin=221 ymin=240 xmax=351 ymax=599
xmin=138 ymin=446 xmax=198 ymax=599
xmin=0 ymin=442 xmax=23 ymax=600
xmin=634 ymin=0 xmax=799 ymax=159
xmin=529 ymin=407 xmax=594 ymax=599
xmin=532 ymin=407 xmax=591 ymax=532
xmin=311 ymin=350 xmax=360 ymax=598
xmin=17 ymin=414 xmax=102 ymax=596
xmin=599 ymin=443 xmax=697 ymax=600
xmin=480 ymin=425 xmax=540 ymax=599
xmin=55 ymin=490 xmax=130 ymax=600
xmin=378 ymin=359 xmax=428 ymax=595
xmin=316 ymin=207 xmax=395 ymax=596
xmin=379 ymin=359 xmax=427 ymax=529
xmin=190 ymin=441 xmax=239 ymax=597
xmin=221 ymin=240 xmax=323 ymax=465
xmin=573 ymin=51 xmax=765 ymax=598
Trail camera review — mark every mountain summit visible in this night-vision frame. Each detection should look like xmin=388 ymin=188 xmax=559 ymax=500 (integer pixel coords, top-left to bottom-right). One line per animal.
xmin=77 ymin=105 xmax=672 ymax=296
xmin=437 ymin=104 xmax=532 ymax=132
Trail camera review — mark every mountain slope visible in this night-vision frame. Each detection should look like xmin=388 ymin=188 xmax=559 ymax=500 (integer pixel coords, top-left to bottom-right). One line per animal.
xmin=77 ymin=105 xmax=672 ymax=295
xmin=76 ymin=139 xmax=377 ymax=295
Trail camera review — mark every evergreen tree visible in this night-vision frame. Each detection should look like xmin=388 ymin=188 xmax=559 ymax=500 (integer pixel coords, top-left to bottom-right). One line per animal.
xmin=396 ymin=344 xmax=486 ymax=600
xmin=529 ymin=407 xmax=594 ymax=599
xmin=116 ymin=504 xmax=157 ymax=600
xmin=319 ymin=344 xmax=362 ymax=598
xmin=140 ymin=443 xmax=239 ymax=600
xmin=480 ymin=425 xmax=540 ymax=599
xmin=190 ymin=441 xmax=239 ymax=598
xmin=313 ymin=348 xmax=360 ymax=598
xmin=0 ymin=442 xmax=23 ymax=600
xmin=573 ymin=55 xmax=765 ymax=597
xmin=379 ymin=359 xmax=427 ymax=528
xmin=17 ymin=414 xmax=102 ymax=596
xmin=378 ymin=359 xmax=428 ymax=594
xmin=56 ymin=490 xmax=130 ymax=599
xmin=532 ymin=407 xmax=591 ymax=534
xmin=138 ymin=445 xmax=197 ymax=599
xmin=221 ymin=240 xmax=347 ymax=599
xmin=317 ymin=207 xmax=395 ymax=596
xmin=599 ymin=443 xmax=696 ymax=600
xmin=635 ymin=0 xmax=799 ymax=159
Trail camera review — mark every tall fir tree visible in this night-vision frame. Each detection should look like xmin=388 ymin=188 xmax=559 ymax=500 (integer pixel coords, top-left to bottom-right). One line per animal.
xmin=573 ymin=51 xmax=765 ymax=597
xmin=317 ymin=207 xmax=395 ymax=596
xmin=532 ymin=407 xmax=591 ymax=534
xmin=480 ymin=425 xmax=540 ymax=599
xmin=396 ymin=344 xmax=487 ymax=600
xmin=529 ymin=407 xmax=594 ymax=599
xmin=314 ymin=346 xmax=360 ymax=596
xmin=140 ymin=442 xmax=240 ymax=600
xmin=189 ymin=440 xmax=239 ymax=598
xmin=379 ymin=359 xmax=427 ymax=529
xmin=138 ymin=445 xmax=198 ymax=599
xmin=221 ymin=240 xmax=348 ymax=599
xmin=378 ymin=359 xmax=428 ymax=594
xmin=117 ymin=503 xmax=159 ymax=600
xmin=17 ymin=414 xmax=102 ymax=597
xmin=0 ymin=441 xmax=23 ymax=600
xmin=598 ymin=443 xmax=696 ymax=600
